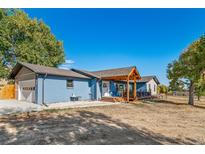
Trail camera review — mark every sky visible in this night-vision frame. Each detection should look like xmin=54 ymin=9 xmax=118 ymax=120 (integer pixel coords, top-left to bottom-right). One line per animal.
xmin=23 ymin=9 xmax=205 ymax=85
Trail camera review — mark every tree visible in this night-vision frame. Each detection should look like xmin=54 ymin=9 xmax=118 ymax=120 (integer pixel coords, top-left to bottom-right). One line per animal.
xmin=195 ymin=78 xmax=205 ymax=101
xmin=167 ymin=36 xmax=205 ymax=105
xmin=0 ymin=63 xmax=8 ymax=78
xmin=157 ymin=84 xmax=168 ymax=94
xmin=0 ymin=9 xmax=65 ymax=78
xmin=168 ymin=79 xmax=185 ymax=92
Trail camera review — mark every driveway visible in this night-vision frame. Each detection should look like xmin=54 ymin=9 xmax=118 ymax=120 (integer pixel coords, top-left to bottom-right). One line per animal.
xmin=0 ymin=100 xmax=118 ymax=115
xmin=0 ymin=100 xmax=42 ymax=115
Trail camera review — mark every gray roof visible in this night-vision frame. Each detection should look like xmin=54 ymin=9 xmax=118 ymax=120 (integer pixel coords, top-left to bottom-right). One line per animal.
xmin=91 ymin=66 xmax=136 ymax=78
xmin=9 ymin=63 xmax=159 ymax=84
xmin=137 ymin=76 xmax=160 ymax=84
xmin=71 ymin=68 xmax=101 ymax=78
xmin=9 ymin=62 xmax=90 ymax=79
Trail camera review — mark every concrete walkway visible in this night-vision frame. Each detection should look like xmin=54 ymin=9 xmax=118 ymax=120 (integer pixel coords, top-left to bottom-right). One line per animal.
xmin=0 ymin=100 xmax=119 ymax=115
xmin=43 ymin=101 xmax=120 ymax=110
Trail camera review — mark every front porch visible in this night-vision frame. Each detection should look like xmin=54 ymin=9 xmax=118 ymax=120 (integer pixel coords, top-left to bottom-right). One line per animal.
xmin=100 ymin=67 xmax=141 ymax=103
xmin=101 ymin=96 xmax=135 ymax=103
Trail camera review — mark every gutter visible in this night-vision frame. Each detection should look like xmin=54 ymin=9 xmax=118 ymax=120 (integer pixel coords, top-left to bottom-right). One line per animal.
xmin=42 ymin=73 xmax=48 ymax=107
xmin=35 ymin=74 xmax=38 ymax=104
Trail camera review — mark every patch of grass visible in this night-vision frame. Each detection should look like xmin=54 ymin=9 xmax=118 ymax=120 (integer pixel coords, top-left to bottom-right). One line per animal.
xmin=43 ymin=108 xmax=73 ymax=113
xmin=142 ymin=100 xmax=155 ymax=104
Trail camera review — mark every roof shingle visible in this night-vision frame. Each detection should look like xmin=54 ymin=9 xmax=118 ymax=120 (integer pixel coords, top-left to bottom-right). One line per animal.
xmin=91 ymin=66 xmax=136 ymax=78
xmin=9 ymin=62 xmax=90 ymax=79
xmin=71 ymin=68 xmax=100 ymax=78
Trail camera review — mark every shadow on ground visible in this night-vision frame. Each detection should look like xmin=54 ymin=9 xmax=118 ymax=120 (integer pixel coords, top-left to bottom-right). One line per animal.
xmin=0 ymin=110 xmax=198 ymax=145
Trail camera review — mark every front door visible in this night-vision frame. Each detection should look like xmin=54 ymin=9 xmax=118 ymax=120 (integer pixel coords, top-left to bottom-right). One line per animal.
xmin=116 ymin=84 xmax=125 ymax=97
xmin=102 ymin=81 xmax=110 ymax=97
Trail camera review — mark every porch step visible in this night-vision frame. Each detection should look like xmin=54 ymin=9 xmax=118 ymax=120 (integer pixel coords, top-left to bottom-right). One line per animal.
xmin=101 ymin=97 xmax=132 ymax=103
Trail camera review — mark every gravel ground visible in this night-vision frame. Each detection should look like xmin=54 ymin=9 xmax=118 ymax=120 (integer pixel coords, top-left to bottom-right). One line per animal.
xmin=0 ymin=99 xmax=205 ymax=145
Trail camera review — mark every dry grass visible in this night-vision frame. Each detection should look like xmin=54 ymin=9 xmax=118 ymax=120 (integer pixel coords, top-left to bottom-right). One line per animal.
xmin=164 ymin=95 xmax=205 ymax=107
xmin=0 ymin=98 xmax=205 ymax=145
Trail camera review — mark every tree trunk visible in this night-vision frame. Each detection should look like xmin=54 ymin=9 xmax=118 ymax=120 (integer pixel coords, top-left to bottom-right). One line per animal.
xmin=197 ymin=94 xmax=200 ymax=101
xmin=188 ymin=80 xmax=194 ymax=105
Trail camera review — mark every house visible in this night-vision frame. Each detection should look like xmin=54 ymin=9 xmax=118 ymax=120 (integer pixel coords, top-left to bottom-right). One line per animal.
xmin=9 ymin=62 xmax=160 ymax=104
xmin=73 ymin=66 xmax=141 ymax=102
xmin=136 ymin=76 xmax=160 ymax=96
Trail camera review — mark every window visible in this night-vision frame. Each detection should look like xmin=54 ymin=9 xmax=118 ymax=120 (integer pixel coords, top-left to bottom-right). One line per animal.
xmin=67 ymin=80 xmax=73 ymax=88
xmin=119 ymin=85 xmax=124 ymax=90
xmin=23 ymin=87 xmax=35 ymax=91
xmin=154 ymin=85 xmax=156 ymax=92
xmin=148 ymin=84 xmax=151 ymax=92
xmin=103 ymin=83 xmax=108 ymax=88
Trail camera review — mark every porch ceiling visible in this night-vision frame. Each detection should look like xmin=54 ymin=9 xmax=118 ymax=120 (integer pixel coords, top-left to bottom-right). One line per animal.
xmin=102 ymin=75 xmax=140 ymax=81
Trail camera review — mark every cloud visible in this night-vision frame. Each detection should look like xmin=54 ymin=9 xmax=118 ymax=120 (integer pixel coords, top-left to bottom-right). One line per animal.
xmin=65 ymin=59 xmax=75 ymax=64
xmin=58 ymin=59 xmax=75 ymax=70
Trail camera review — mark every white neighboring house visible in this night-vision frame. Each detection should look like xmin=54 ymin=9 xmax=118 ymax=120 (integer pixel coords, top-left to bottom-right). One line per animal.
xmin=137 ymin=76 xmax=160 ymax=96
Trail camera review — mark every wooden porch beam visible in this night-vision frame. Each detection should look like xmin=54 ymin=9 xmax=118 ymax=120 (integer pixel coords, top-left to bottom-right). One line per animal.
xmin=128 ymin=67 xmax=141 ymax=80
xmin=128 ymin=68 xmax=136 ymax=77
xmin=133 ymin=76 xmax=136 ymax=99
xmin=102 ymin=75 xmax=128 ymax=81
xmin=127 ymin=76 xmax=129 ymax=102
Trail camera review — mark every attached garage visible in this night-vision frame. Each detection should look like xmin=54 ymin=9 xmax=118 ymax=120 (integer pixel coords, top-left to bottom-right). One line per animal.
xmin=18 ymin=79 xmax=36 ymax=103
xmin=8 ymin=62 xmax=92 ymax=105
xmin=9 ymin=65 xmax=37 ymax=103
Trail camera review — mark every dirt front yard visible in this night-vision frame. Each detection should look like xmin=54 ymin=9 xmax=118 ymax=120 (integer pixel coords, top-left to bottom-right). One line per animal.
xmin=0 ymin=100 xmax=205 ymax=145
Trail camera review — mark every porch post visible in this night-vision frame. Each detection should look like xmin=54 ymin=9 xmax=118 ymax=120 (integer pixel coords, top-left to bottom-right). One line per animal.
xmin=134 ymin=76 xmax=136 ymax=100
xmin=127 ymin=76 xmax=130 ymax=102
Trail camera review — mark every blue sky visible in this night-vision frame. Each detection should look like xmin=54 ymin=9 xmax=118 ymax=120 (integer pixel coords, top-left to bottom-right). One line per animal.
xmin=24 ymin=9 xmax=205 ymax=85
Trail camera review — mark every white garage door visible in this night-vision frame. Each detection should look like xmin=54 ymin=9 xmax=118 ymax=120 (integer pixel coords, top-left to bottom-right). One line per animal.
xmin=18 ymin=79 xmax=36 ymax=103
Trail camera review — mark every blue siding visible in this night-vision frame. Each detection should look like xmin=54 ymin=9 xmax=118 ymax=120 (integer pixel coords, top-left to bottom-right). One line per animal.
xmin=137 ymin=82 xmax=147 ymax=92
xmin=35 ymin=75 xmax=148 ymax=105
xmin=37 ymin=75 xmax=91 ymax=104
xmin=89 ymin=79 xmax=103 ymax=100
xmin=110 ymin=81 xmax=117 ymax=96
xmin=90 ymin=79 xmax=97 ymax=100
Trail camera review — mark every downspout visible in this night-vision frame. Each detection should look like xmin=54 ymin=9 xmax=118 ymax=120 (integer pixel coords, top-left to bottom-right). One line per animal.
xmin=93 ymin=78 xmax=97 ymax=101
xmin=35 ymin=74 xmax=38 ymax=104
xmin=42 ymin=73 xmax=48 ymax=107
xmin=100 ymin=79 xmax=103 ymax=99
xmin=95 ymin=78 xmax=97 ymax=100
